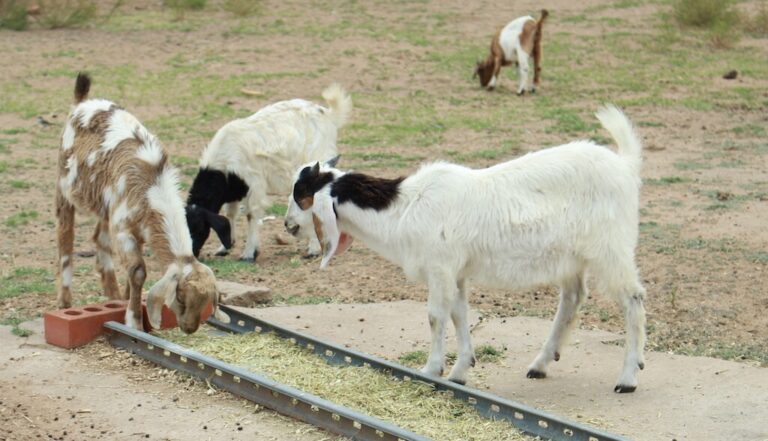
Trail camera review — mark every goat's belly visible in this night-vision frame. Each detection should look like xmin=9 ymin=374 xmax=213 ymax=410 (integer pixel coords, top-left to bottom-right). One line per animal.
xmin=466 ymin=253 xmax=581 ymax=289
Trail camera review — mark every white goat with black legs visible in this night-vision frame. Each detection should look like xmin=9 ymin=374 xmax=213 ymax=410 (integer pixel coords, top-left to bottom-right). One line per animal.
xmin=56 ymin=73 xmax=229 ymax=333
xmin=285 ymin=105 xmax=647 ymax=393
xmin=185 ymin=84 xmax=352 ymax=261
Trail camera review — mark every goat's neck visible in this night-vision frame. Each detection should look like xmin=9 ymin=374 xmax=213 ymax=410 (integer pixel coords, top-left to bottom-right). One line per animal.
xmin=145 ymin=206 xmax=195 ymax=267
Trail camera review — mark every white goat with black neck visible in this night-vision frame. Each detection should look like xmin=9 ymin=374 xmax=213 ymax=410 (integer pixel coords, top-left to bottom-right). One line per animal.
xmin=56 ymin=73 xmax=229 ymax=333
xmin=285 ymin=105 xmax=647 ymax=393
xmin=185 ymin=84 xmax=352 ymax=261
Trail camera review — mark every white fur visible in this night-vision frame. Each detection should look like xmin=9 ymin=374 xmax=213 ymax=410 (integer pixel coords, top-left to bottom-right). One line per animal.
xmin=102 ymin=109 xmax=141 ymax=152
xmin=62 ymin=122 xmax=76 ymax=151
xmin=147 ymin=167 xmax=193 ymax=257
xmin=73 ymin=99 xmax=113 ymax=127
xmin=288 ymin=105 xmax=647 ymax=392
xmin=136 ymin=139 xmax=164 ymax=165
xmin=112 ymin=201 xmax=132 ymax=226
xmin=116 ymin=175 xmax=126 ymax=196
xmin=199 ymin=84 xmax=351 ymax=259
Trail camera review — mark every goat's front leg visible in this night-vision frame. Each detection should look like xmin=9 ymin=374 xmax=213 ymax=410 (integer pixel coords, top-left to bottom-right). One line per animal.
xmin=241 ymin=189 xmax=267 ymax=262
xmin=215 ymin=202 xmax=239 ymax=256
xmin=515 ymin=49 xmax=531 ymax=95
xmin=56 ymin=192 xmax=75 ymax=309
xmin=117 ymin=231 xmax=145 ymax=330
xmin=447 ymin=279 xmax=476 ymax=385
xmin=421 ymin=271 xmax=456 ymax=378
xmin=487 ymin=57 xmax=503 ymax=90
xmin=93 ymin=218 xmax=120 ymax=299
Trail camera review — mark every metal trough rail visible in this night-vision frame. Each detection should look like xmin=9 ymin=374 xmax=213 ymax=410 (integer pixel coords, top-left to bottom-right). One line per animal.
xmin=208 ymin=305 xmax=632 ymax=441
xmin=105 ymin=321 xmax=428 ymax=441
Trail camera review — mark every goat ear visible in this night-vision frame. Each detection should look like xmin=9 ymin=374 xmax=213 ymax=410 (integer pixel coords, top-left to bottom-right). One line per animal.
xmin=204 ymin=210 xmax=232 ymax=249
xmin=325 ymin=155 xmax=341 ymax=168
xmin=312 ymin=188 xmax=340 ymax=269
xmin=212 ymin=289 xmax=231 ymax=323
xmin=146 ymin=266 xmax=179 ymax=329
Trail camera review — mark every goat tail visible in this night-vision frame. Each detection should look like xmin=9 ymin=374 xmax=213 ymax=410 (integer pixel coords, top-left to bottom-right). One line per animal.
xmin=532 ymin=9 xmax=548 ymax=86
xmin=74 ymin=72 xmax=91 ymax=104
xmin=596 ymin=104 xmax=643 ymax=175
xmin=322 ymin=83 xmax=353 ymax=128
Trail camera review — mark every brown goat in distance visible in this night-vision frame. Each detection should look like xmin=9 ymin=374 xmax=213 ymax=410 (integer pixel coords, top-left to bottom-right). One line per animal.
xmin=474 ymin=10 xmax=548 ymax=94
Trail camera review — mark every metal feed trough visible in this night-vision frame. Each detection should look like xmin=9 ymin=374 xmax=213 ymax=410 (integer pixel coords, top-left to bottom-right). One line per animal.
xmin=106 ymin=305 xmax=631 ymax=441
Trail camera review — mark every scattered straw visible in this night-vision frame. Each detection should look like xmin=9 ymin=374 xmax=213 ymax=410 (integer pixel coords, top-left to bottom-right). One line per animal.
xmin=160 ymin=326 xmax=532 ymax=441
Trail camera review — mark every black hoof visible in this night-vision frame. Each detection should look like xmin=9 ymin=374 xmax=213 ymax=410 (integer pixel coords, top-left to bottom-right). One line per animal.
xmin=530 ymin=88 xmax=537 ymax=94
xmin=303 ymin=253 xmax=319 ymax=260
xmin=517 ymin=90 xmax=526 ymax=96
xmin=554 ymin=352 xmax=560 ymax=362
xmin=638 ymin=362 xmax=645 ymax=370
xmin=215 ymin=249 xmax=230 ymax=257
xmin=449 ymin=378 xmax=466 ymax=386
xmin=614 ymin=384 xmax=637 ymax=393
xmin=527 ymin=370 xmax=546 ymax=379
xmin=239 ymin=252 xmax=258 ymax=262
xmin=470 ymin=356 xmax=477 ymax=368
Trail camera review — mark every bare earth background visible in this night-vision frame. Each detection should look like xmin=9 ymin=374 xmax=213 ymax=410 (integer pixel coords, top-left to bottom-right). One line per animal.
xmin=0 ymin=0 xmax=766 ymax=440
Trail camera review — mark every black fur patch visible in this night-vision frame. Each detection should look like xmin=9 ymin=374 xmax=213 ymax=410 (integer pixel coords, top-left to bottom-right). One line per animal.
xmin=292 ymin=163 xmax=334 ymax=204
xmin=331 ymin=173 xmax=403 ymax=211
xmin=187 ymin=168 xmax=249 ymax=212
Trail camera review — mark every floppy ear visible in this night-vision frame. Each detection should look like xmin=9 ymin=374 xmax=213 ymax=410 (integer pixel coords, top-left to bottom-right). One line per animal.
xmin=212 ymin=289 xmax=231 ymax=323
xmin=325 ymin=155 xmax=341 ymax=168
xmin=204 ymin=210 xmax=232 ymax=249
xmin=146 ymin=266 xmax=180 ymax=329
xmin=312 ymin=187 xmax=340 ymax=269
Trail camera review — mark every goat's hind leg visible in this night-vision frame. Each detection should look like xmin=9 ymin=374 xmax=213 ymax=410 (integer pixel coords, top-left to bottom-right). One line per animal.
xmin=93 ymin=218 xmax=120 ymax=299
xmin=527 ymin=274 xmax=587 ymax=379
xmin=56 ymin=192 xmax=76 ymax=309
xmin=615 ymin=283 xmax=647 ymax=393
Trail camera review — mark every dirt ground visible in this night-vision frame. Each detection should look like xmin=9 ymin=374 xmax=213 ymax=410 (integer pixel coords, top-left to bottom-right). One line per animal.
xmin=0 ymin=0 xmax=767 ymax=439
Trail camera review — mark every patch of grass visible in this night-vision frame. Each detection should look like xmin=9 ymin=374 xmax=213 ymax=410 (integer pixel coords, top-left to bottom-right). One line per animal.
xmin=199 ymin=258 xmax=254 ymax=278
xmin=270 ymin=294 xmax=333 ymax=306
xmin=266 ymin=203 xmax=287 ymax=217
xmin=474 ymin=344 xmax=505 ymax=363
xmin=38 ymin=0 xmax=98 ymax=29
xmin=398 ymin=350 xmax=427 ymax=366
xmin=743 ymin=1 xmax=768 ymax=37
xmin=0 ymin=0 xmax=28 ymax=30
xmin=0 ymin=161 xmax=8 ymax=173
xmin=732 ymin=124 xmax=767 ymax=137
xmin=644 ymin=176 xmax=689 ymax=185
xmin=673 ymin=0 xmax=739 ymax=29
xmin=344 ymin=151 xmax=424 ymax=170
xmin=0 ymin=312 xmax=35 ymax=337
xmin=222 ymin=0 xmax=261 ymax=17
xmin=4 ymin=210 xmax=39 ymax=228
xmin=0 ymin=128 xmax=27 ymax=135
xmin=164 ymin=0 xmax=206 ymax=20
xmin=747 ymin=251 xmax=768 ymax=264
xmin=673 ymin=160 xmax=711 ymax=171
xmin=9 ymin=180 xmax=31 ymax=189
xmin=0 ymin=267 xmax=53 ymax=300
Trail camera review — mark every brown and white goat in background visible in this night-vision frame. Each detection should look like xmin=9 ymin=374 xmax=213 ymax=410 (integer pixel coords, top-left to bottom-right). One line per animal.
xmin=474 ymin=10 xmax=549 ymax=95
xmin=56 ymin=73 xmax=228 ymax=333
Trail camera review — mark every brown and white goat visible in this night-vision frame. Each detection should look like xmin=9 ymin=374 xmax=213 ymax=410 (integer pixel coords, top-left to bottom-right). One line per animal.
xmin=474 ymin=10 xmax=548 ymax=94
xmin=55 ymin=73 xmax=228 ymax=333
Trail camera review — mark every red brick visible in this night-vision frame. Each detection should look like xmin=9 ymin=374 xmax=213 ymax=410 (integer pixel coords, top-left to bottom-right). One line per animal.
xmin=44 ymin=301 xmax=128 ymax=349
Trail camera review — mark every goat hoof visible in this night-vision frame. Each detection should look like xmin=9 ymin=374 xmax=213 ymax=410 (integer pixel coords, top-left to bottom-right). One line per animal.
xmin=516 ymin=90 xmax=526 ymax=96
xmin=239 ymin=255 xmax=257 ymax=263
xmin=449 ymin=378 xmax=467 ymax=386
xmin=215 ymin=249 xmax=230 ymax=257
xmin=614 ymin=384 xmax=637 ymax=393
xmin=526 ymin=369 xmax=546 ymax=379
xmin=638 ymin=361 xmax=645 ymax=370
xmin=470 ymin=356 xmax=477 ymax=368
xmin=554 ymin=351 xmax=560 ymax=362
xmin=303 ymin=252 xmax=319 ymax=260
xmin=530 ymin=88 xmax=537 ymax=94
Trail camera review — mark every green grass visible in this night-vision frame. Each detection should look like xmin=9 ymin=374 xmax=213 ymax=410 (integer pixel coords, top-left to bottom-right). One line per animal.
xmin=270 ymin=294 xmax=334 ymax=306
xmin=266 ymin=203 xmax=287 ymax=217
xmin=4 ymin=210 xmax=39 ymax=228
xmin=9 ymin=180 xmax=32 ymax=189
xmin=644 ymin=176 xmax=689 ymax=185
xmin=0 ymin=267 xmax=53 ymax=300
xmin=199 ymin=258 xmax=255 ymax=278
xmin=0 ymin=312 xmax=35 ymax=337
xmin=0 ymin=161 xmax=8 ymax=173
xmin=397 ymin=344 xmax=506 ymax=368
